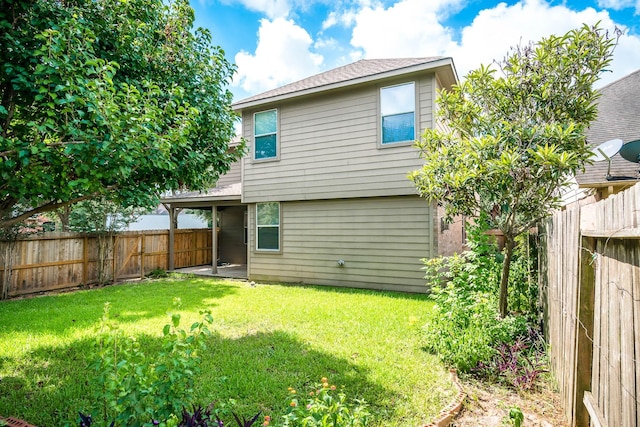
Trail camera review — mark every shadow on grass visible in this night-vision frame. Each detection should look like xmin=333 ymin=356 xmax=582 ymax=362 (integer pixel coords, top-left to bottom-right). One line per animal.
xmin=274 ymin=282 xmax=432 ymax=302
xmin=0 ymin=277 xmax=239 ymax=335
xmin=0 ymin=329 xmax=395 ymax=426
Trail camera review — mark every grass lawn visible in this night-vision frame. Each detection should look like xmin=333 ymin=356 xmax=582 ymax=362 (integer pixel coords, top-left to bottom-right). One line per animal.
xmin=0 ymin=276 xmax=456 ymax=426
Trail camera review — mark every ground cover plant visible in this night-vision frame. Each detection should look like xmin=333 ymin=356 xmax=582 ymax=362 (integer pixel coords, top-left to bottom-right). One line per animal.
xmin=0 ymin=277 xmax=456 ymax=426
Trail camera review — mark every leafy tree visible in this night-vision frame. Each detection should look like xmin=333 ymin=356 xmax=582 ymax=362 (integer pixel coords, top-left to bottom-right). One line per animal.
xmin=0 ymin=0 xmax=242 ymax=230
xmin=410 ymin=24 xmax=618 ymax=317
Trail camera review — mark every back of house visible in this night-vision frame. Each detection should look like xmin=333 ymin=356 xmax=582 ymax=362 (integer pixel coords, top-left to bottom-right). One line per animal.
xmin=231 ymin=57 xmax=463 ymax=292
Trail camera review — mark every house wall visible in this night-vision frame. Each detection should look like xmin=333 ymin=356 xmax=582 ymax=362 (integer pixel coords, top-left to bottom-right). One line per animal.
xmin=218 ymin=205 xmax=247 ymax=264
xmin=246 ymin=196 xmax=435 ymax=293
xmin=216 ymin=159 xmax=242 ymax=187
xmin=434 ymin=73 xmax=451 ymax=134
xmin=240 ymin=73 xmax=436 ymax=204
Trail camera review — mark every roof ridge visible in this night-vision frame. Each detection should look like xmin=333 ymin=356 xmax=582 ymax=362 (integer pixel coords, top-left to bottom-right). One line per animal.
xmin=232 ymin=56 xmax=447 ymax=107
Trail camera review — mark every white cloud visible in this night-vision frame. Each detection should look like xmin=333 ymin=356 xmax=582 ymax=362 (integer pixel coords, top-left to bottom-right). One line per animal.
xmin=606 ymin=30 xmax=640 ymax=85
xmin=321 ymin=11 xmax=339 ymax=29
xmin=451 ymin=0 xmax=611 ymax=75
xmin=345 ymin=0 xmax=640 ymax=87
xmin=597 ymin=0 xmax=634 ymax=10
xmin=349 ymin=0 xmax=460 ymax=58
xmin=449 ymin=0 xmax=640 ymax=86
xmin=231 ymin=0 xmax=292 ymax=19
xmin=233 ymin=17 xmax=324 ymax=94
xmin=322 ymin=8 xmax=358 ymax=29
xmin=315 ymin=37 xmax=338 ymax=49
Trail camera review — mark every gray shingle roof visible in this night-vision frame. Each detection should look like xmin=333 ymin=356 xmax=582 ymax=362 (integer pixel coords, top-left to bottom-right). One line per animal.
xmin=576 ymin=69 xmax=640 ymax=186
xmin=232 ymin=57 xmax=449 ymax=109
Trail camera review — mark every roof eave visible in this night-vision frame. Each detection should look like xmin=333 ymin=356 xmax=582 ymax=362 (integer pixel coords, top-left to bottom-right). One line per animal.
xmin=578 ymin=180 xmax=640 ymax=189
xmin=232 ymin=57 xmax=457 ymax=112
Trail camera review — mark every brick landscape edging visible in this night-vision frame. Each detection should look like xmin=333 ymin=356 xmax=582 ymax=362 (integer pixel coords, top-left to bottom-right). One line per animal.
xmin=423 ymin=369 xmax=467 ymax=427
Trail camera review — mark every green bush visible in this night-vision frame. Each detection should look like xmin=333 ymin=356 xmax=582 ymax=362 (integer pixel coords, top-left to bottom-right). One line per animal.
xmin=86 ymin=299 xmax=213 ymax=427
xmin=421 ymin=221 xmax=530 ymax=373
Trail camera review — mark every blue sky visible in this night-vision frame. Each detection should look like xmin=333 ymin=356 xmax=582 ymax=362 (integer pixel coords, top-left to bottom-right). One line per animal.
xmin=190 ymin=0 xmax=640 ymax=102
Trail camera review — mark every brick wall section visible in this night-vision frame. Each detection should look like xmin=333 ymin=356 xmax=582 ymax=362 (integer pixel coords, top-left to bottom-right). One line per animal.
xmin=436 ymin=207 xmax=465 ymax=256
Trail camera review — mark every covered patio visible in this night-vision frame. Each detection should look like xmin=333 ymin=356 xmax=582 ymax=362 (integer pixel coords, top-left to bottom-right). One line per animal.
xmin=161 ymin=183 xmax=247 ymax=279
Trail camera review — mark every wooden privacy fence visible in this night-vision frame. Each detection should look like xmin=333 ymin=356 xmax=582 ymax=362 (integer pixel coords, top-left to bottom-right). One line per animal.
xmin=0 ymin=228 xmax=212 ymax=298
xmin=541 ymin=183 xmax=640 ymax=427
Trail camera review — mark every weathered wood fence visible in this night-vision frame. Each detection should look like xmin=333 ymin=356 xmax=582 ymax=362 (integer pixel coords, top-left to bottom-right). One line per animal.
xmin=541 ymin=183 xmax=640 ymax=426
xmin=0 ymin=229 xmax=212 ymax=298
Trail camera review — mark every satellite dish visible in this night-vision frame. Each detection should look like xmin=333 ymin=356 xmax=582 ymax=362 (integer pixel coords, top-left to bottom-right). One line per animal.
xmin=591 ymin=138 xmax=623 ymax=161
xmin=620 ymin=139 xmax=640 ymax=163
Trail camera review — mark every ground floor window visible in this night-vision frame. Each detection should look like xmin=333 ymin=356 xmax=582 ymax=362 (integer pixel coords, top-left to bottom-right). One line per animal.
xmin=256 ymin=202 xmax=280 ymax=251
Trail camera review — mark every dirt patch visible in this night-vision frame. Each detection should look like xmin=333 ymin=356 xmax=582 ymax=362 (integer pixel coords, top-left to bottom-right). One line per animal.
xmin=451 ymin=378 xmax=568 ymax=426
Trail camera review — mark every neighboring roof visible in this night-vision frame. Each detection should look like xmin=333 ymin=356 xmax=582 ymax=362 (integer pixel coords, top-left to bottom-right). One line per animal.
xmin=160 ymin=182 xmax=242 ymax=205
xmin=232 ymin=57 xmax=457 ymax=110
xmin=576 ymin=69 xmax=640 ymax=187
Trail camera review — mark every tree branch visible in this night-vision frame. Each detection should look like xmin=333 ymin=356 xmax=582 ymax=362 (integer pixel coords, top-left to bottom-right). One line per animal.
xmin=0 ymin=187 xmax=117 ymax=229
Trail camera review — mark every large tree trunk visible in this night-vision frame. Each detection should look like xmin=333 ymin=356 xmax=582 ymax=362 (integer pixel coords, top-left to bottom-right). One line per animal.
xmin=57 ymin=205 xmax=72 ymax=232
xmin=499 ymin=238 xmax=515 ymax=318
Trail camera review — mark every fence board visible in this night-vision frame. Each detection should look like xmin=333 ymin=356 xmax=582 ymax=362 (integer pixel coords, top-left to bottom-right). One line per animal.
xmin=0 ymin=229 xmax=212 ymax=297
xmin=543 ymin=182 xmax=640 ymax=427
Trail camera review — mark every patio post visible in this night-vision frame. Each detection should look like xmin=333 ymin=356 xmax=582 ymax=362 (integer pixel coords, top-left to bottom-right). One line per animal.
xmin=168 ymin=206 xmax=175 ymax=271
xmin=211 ymin=205 xmax=218 ymax=274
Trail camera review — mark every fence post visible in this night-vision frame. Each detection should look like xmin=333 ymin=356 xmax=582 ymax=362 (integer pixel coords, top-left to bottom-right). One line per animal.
xmin=140 ymin=235 xmax=145 ymax=279
xmin=83 ymin=236 xmax=88 ymax=285
xmin=168 ymin=208 xmax=175 ymax=271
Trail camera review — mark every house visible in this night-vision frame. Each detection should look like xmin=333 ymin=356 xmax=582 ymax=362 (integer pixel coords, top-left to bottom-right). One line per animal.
xmin=162 ymin=57 xmax=464 ymax=293
xmin=570 ymin=68 xmax=640 ymax=203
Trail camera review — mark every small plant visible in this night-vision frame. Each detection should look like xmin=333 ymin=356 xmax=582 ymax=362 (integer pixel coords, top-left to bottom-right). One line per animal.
xmin=180 ymin=405 xmax=217 ymax=427
xmin=147 ymin=268 xmax=169 ymax=279
xmin=282 ymin=377 xmax=370 ymax=427
xmin=508 ymin=406 xmax=524 ymax=427
xmin=475 ymin=327 xmax=548 ymax=390
xmin=78 ymin=412 xmax=115 ymax=427
xmin=85 ymin=299 xmax=213 ymax=426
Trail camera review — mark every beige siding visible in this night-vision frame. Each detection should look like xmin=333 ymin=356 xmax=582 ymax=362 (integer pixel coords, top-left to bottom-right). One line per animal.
xmin=434 ymin=73 xmax=451 ymax=134
xmin=241 ymin=74 xmax=435 ymax=203
xmin=247 ymin=196 xmax=435 ymax=292
xmin=216 ymin=159 xmax=242 ymax=187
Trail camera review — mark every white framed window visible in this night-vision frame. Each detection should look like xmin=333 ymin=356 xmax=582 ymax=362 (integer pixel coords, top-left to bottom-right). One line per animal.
xmin=256 ymin=202 xmax=280 ymax=251
xmin=380 ymin=82 xmax=416 ymax=144
xmin=254 ymin=109 xmax=277 ymax=160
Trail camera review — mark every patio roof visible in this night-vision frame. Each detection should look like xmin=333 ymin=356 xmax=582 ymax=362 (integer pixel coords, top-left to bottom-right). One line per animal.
xmin=160 ymin=182 xmax=242 ymax=207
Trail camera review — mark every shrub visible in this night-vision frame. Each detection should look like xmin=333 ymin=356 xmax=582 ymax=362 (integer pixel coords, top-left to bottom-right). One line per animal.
xmin=85 ymin=299 xmax=213 ymax=427
xmin=281 ymin=377 xmax=370 ymax=427
xmin=147 ymin=268 xmax=169 ymax=279
xmin=421 ymin=220 xmax=530 ymax=373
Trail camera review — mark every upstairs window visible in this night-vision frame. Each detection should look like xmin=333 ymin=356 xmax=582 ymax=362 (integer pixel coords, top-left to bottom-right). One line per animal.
xmin=380 ymin=82 xmax=416 ymax=144
xmin=256 ymin=202 xmax=280 ymax=251
xmin=254 ymin=109 xmax=277 ymax=160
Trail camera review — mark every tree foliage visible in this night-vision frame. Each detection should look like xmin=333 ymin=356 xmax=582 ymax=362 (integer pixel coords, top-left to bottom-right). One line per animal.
xmin=410 ymin=24 xmax=618 ymax=317
xmin=0 ymin=0 xmax=242 ymax=229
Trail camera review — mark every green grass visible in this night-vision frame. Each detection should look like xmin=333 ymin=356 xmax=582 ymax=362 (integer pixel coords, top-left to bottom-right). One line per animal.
xmin=0 ymin=276 xmax=455 ymax=426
